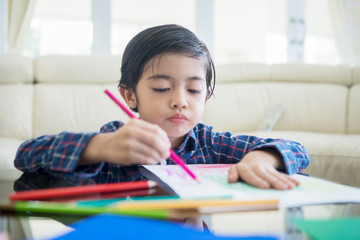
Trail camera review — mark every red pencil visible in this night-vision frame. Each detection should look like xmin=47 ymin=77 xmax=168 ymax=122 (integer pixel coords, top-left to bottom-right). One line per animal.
xmin=104 ymin=89 xmax=200 ymax=183
xmin=9 ymin=180 xmax=157 ymax=201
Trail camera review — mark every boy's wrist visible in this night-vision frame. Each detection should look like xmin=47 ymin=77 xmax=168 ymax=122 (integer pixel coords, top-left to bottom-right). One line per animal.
xmin=252 ymin=148 xmax=285 ymax=170
xmin=79 ymin=133 xmax=104 ymax=166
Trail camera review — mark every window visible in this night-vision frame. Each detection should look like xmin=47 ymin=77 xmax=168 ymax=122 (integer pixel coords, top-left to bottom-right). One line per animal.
xmin=110 ymin=0 xmax=196 ymax=55
xmin=23 ymin=0 xmax=351 ymax=65
xmin=213 ymin=0 xmax=288 ymax=64
xmin=25 ymin=0 xmax=92 ymax=57
xmin=304 ymin=0 xmax=340 ymax=64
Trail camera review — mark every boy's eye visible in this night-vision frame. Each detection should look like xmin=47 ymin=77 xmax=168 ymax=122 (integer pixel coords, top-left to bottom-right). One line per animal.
xmin=153 ymin=88 xmax=169 ymax=92
xmin=188 ymin=89 xmax=202 ymax=94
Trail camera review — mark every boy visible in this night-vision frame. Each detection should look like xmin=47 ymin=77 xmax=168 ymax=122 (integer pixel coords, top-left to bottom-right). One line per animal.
xmin=15 ymin=24 xmax=310 ymax=190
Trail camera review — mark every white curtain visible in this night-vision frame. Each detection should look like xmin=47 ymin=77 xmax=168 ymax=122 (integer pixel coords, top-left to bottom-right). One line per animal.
xmin=7 ymin=0 xmax=36 ymax=54
xmin=328 ymin=0 xmax=360 ymax=66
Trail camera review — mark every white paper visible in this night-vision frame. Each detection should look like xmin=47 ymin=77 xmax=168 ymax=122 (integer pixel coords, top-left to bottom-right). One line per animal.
xmin=142 ymin=164 xmax=360 ymax=208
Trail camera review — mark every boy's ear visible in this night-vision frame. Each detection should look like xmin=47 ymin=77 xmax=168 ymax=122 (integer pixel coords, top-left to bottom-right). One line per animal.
xmin=205 ymin=92 xmax=211 ymax=101
xmin=119 ymin=87 xmax=137 ymax=110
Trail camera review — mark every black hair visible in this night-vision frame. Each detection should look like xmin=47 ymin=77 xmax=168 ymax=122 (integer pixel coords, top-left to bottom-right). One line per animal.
xmin=119 ymin=24 xmax=215 ymax=110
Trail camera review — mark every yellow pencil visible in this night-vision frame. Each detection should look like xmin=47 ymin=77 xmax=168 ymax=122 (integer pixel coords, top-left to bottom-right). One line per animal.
xmin=114 ymin=198 xmax=279 ymax=214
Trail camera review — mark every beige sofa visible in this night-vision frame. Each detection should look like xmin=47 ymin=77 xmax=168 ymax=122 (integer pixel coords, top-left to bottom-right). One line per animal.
xmin=1 ymin=54 xmax=359 ymax=187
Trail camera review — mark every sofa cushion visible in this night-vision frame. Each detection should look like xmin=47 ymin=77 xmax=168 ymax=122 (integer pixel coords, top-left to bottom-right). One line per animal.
xmin=348 ymin=84 xmax=360 ymax=134
xmin=270 ymin=64 xmax=352 ymax=85
xmin=0 ymin=54 xmax=33 ymax=84
xmin=0 ymin=137 xmax=24 ymax=175
xmin=202 ymin=82 xmax=348 ymax=134
xmin=33 ymin=84 xmax=132 ymax=137
xmin=349 ymin=66 xmax=360 ymax=134
xmin=216 ymin=64 xmax=270 ymax=83
xmin=240 ymin=130 xmax=360 ymax=187
xmin=34 ymin=55 xmax=122 ymax=84
xmin=352 ymin=66 xmax=360 ymax=84
xmin=0 ymin=84 xmax=33 ymax=140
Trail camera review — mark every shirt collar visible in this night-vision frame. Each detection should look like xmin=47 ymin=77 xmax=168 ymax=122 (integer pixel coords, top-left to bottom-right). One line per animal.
xmin=175 ymin=128 xmax=197 ymax=154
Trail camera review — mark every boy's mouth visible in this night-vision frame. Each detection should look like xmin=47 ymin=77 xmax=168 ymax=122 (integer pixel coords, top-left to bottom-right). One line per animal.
xmin=168 ymin=114 xmax=188 ymax=124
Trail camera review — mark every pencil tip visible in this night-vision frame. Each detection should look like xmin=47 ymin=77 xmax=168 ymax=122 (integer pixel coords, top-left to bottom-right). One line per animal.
xmin=148 ymin=180 xmax=158 ymax=188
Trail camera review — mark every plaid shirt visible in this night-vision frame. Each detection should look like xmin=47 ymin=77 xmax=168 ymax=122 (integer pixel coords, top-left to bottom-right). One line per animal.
xmin=15 ymin=121 xmax=310 ymax=182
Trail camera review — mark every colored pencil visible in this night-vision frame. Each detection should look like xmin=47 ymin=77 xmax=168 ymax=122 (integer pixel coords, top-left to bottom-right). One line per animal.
xmin=77 ymin=196 xmax=278 ymax=214
xmin=77 ymin=195 xmax=181 ymax=207
xmin=0 ymin=201 xmax=169 ymax=219
xmin=104 ymin=89 xmax=200 ymax=183
xmin=0 ymin=201 xmax=200 ymax=220
xmin=9 ymin=180 xmax=157 ymax=201
xmin=114 ymin=198 xmax=279 ymax=213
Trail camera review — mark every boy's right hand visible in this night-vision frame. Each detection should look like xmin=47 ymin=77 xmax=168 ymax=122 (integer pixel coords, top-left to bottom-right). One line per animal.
xmin=79 ymin=119 xmax=171 ymax=166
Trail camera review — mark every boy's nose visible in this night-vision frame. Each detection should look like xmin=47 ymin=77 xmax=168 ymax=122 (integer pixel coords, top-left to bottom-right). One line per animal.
xmin=171 ymin=91 xmax=188 ymax=109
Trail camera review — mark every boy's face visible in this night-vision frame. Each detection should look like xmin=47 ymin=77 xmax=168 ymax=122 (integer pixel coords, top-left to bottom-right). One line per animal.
xmin=124 ymin=53 xmax=208 ymax=147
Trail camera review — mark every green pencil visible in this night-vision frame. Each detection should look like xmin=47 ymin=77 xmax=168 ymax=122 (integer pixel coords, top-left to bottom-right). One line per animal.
xmin=77 ymin=195 xmax=181 ymax=207
xmin=14 ymin=201 xmax=170 ymax=219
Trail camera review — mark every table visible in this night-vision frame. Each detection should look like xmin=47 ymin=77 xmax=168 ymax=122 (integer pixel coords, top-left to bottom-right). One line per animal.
xmin=1 ymin=169 xmax=359 ymax=240
xmin=0 ymin=169 xmax=175 ymax=240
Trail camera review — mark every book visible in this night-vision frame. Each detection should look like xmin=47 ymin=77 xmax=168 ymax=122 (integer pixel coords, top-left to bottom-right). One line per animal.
xmin=140 ymin=164 xmax=360 ymax=208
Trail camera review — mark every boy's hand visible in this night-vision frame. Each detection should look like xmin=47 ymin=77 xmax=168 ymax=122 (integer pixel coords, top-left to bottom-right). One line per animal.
xmin=227 ymin=150 xmax=300 ymax=190
xmin=80 ymin=119 xmax=171 ymax=166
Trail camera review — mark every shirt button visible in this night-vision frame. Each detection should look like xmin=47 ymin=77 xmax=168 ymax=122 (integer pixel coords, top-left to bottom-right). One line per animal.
xmin=160 ymin=160 xmax=167 ymax=165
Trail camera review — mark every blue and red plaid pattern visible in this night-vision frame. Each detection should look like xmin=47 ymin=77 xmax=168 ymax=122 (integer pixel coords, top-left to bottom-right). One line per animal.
xmin=15 ymin=121 xmax=310 ymax=182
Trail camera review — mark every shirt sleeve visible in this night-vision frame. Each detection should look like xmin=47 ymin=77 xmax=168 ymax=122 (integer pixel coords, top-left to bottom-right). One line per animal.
xmin=250 ymin=137 xmax=311 ymax=174
xmin=210 ymin=131 xmax=310 ymax=175
xmin=14 ymin=121 xmax=124 ymax=178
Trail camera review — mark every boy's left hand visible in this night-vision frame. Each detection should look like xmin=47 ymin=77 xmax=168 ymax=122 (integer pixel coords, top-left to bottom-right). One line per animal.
xmin=227 ymin=150 xmax=300 ymax=190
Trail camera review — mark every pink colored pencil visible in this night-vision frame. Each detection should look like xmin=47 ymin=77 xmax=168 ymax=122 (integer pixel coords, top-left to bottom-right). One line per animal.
xmin=104 ymin=89 xmax=200 ymax=183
